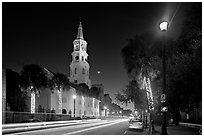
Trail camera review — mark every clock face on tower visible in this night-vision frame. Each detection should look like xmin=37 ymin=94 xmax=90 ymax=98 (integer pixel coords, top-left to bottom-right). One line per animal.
xmin=74 ymin=41 xmax=80 ymax=51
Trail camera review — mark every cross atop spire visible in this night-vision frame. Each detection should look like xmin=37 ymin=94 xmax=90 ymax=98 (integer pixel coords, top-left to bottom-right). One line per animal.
xmin=76 ymin=22 xmax=84 ymax=40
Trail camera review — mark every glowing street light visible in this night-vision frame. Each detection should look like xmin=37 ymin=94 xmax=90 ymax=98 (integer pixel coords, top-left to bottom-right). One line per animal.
xmin=73 ymin=95 xmax=77 ymax=99
xmin=160 ymin=21 xmax=168 ymax=135
xmin=104 ymin=106 xmax=107 ymax=110
xmin=160 ymin=21 xmax=168 ymax=31
xmin=97 ymin=71 xmax=101 ymax=74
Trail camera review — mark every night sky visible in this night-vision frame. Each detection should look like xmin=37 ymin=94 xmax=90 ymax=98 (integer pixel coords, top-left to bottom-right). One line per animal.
xmin=3 ymin=2 xmax=190 ymax=109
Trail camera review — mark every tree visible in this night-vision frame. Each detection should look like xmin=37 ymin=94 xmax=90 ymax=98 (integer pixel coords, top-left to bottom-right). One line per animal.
xmin=90 ymin=86 xmax=100 ymax=100
xmin=72 ymin=83 xmax=100 ymax=99
xmin=116 ymin=33 xmax=163 ymax=113
xmin=166 ymin=3 xmax=202 ymax=113
xmin=116 ymin=80 xmax=148 ymax=111
xmin=49 ymin=73 xmax=70 ymax=114
xmin=20 ymin=64 xmax=49 ymax=113
xmin=6 ymin=69 xmax=28 ymax=112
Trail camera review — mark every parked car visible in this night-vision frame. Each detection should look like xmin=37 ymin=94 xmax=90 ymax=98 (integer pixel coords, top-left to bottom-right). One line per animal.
xmin=129 ymin=118 xmax=143 ymax=131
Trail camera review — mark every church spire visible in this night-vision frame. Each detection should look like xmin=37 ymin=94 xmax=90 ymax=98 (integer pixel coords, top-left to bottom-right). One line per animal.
xmin=76 ymin=22 xmax=84 ymax=39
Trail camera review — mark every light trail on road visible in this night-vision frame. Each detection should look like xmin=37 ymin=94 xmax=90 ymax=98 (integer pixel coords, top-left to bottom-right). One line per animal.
xmin=65 ymin=119 xmax=128 ymax=135
xmin=11 ymin=119 xmax=129 ymax=135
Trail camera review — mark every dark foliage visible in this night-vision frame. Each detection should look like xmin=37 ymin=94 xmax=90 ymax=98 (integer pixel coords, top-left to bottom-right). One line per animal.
xmin=20 ymin=64 xmax=49 ymax=92
xmin=115 ymin=80 xmax=148 ymax=111
xmin=6 ymin=69 xmax=28 ymax=112
xmin=49 ymin=73 xmax=70 ymax=91
xmin=71 ymin=83 xmax=100 ymax=99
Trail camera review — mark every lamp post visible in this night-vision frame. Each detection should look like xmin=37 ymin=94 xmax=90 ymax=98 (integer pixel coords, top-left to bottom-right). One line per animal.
xmin=73 ymin=95 xmax=76 ymax=118
xmin=104 ymin=106 xmax=107 ymax=116
xmin=160 ymin=21 xmax=168 ymax=135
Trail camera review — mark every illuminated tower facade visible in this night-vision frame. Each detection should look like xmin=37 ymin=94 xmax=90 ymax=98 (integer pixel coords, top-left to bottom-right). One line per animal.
xmin=69 ymin=22 xmax=91 ymax=88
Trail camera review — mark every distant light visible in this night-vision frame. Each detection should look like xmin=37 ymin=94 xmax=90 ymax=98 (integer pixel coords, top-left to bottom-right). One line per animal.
xmin=161 ymin=106 xmax=168 ymax=112
xmin=104 ymin=106 xmax=107 ymax=109
xmin=160 ymin=21 xmax=168 ymax=31
xmin=73 ymin=95 xmax=77 ymax=99
xmin=97 ymin=71 xmax=101 ymax=74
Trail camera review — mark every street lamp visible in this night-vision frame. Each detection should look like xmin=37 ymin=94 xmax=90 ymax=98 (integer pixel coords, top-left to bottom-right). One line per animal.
xmin=160 ymin=21 xmax=168 ymax=135
xmin=159 ymin=21 xmax=168 ymax=31
xmin=104 ymin=106 xmax=107 ymax=116
xmin=73 ymin=95 xmax=77 ymax=118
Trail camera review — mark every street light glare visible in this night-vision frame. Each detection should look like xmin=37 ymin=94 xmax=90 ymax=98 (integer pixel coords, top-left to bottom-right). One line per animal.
xmin=160 ymin=21 xmax=168 ymax=31
xmin=73 ymin=95 xmax=77 ymax=99
xmin=97 ymin=71 xmax=101 ymax=74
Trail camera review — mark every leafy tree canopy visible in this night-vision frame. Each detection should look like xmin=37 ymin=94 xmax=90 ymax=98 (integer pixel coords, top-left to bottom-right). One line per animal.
xmin=20 ymin=64 xmax=49 ymax=92
xmin=49 ymin=73 xmax=70 ymax=91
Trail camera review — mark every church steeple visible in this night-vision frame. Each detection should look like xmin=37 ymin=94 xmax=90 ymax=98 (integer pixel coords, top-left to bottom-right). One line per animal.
xmin=70 ymin=23 xmax=91 ymax=88
xmin=77 ymin=22 xmax=84 ymax=40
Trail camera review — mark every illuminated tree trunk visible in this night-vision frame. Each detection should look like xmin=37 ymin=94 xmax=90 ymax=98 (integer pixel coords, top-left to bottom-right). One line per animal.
xmin=144 ymin=76 xmax=154 ymax=110
xmin=57 ymin=89 xmax=62 ymax=114
xmin=31 ymin=91 xmax=35 ymax=113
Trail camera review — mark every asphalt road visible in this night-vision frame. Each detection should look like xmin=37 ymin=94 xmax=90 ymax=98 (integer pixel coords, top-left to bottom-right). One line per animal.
xmin=11 ymin=119 xmax=148 ymax=135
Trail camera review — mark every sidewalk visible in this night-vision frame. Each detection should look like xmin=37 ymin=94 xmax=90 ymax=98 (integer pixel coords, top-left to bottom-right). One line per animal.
xmin=153 ymin=125 xmax=200 ymax=135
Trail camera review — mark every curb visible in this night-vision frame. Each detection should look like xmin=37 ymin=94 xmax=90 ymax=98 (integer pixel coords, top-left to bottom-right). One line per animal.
xmin=179 ymin=122 xmax=202 ymax=129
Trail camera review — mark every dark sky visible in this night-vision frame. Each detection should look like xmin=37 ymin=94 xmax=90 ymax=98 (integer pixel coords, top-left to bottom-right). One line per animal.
xmin=3 ymin=2 xmax=190 ymax=109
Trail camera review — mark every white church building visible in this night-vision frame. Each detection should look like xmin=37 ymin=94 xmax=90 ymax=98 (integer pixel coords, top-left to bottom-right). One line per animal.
xmin=27 ymin=23 xmax=100 ymax=118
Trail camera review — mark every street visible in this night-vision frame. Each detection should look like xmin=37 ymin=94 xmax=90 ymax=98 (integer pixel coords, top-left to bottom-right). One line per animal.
xmin=9 ymin=119 xmax=147 ymax=135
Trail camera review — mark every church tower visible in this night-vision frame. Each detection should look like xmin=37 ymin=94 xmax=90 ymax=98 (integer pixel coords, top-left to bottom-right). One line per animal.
xmin=69 ymin=22 xmax=91 ymax=88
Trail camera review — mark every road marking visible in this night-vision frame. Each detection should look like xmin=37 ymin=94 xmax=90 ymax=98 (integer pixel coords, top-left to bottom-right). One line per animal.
xmin=65 ymin=119 xmax=127 ymax=135
xmin=124 ymin=130 xmax=127 ymax=134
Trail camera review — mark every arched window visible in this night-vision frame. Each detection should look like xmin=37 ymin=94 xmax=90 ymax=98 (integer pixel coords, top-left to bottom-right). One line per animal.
xmin=62 ymin=109 xmax=67 ymax=114
xmin=82 ymin=56 xmax=84 ymax=61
